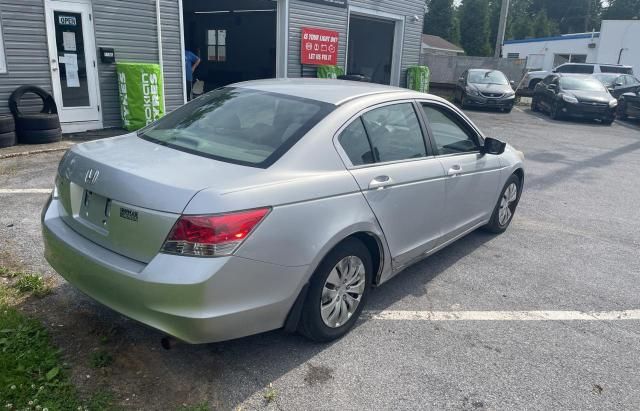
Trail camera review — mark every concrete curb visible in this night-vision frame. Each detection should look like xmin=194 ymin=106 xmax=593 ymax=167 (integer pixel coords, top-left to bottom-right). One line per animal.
xmin=0 ymin=145 xmax=73 ymax=160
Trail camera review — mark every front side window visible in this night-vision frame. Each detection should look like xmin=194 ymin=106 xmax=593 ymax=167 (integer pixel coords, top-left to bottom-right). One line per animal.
xmin=600 ymin=66 xmax=633 ymax=74
xmin=556 ymin=64 xmax=594 ymax=74
xmin=139 ymin=87 xmax=334 ymax=167
xmin=338 ymin=118 xmax=374 ymax=166
xmin=422 ymin=104 xmax=479 ymax=155
xmin=361 ymin=104 xmax=427 ymax=163
xmin=543 ymin=75 xmax=556 ymax=85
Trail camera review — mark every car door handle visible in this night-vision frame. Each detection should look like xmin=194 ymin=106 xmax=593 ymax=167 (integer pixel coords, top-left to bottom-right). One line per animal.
xmin=369 ymin=175 xmax=393 ymax=190
xmin=448 ymin=165 xmax=463 ymax=176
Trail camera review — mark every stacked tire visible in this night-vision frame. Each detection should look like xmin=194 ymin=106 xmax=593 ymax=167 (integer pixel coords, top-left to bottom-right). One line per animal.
xmin=0 ymin=115 xmax=16 ymax=148
xmin=9 ymin=86 xmax=62 ymax=144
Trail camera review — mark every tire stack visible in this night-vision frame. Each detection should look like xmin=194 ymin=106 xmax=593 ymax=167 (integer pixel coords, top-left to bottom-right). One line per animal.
xmin=9 ymin=86 xmax=62 ymax=144
xmin=0 ymin=115 xmax=16 ymax=148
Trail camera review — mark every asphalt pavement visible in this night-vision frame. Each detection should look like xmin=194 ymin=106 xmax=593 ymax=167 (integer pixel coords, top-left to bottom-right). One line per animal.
xmin=0 ymin=108 xmax=639 ymax=410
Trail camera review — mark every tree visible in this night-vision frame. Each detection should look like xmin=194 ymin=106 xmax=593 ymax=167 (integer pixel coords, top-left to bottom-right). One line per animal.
xmin=459 ymin=0 xmax=492 ymax=56
xmin=604 ymin=0 xmax=640 ymax=19
xmin=533 ymin=9 xmax=558 ymax=37
xmin=423 ymin=0 xmax=456 ymax=43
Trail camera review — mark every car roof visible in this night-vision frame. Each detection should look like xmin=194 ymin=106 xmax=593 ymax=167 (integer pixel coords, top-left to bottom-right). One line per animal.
xmin=231 ymin=78 xmax=425 ymax=105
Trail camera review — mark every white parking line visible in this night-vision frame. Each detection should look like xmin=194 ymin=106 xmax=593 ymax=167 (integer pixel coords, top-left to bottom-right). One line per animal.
xmin=365 ymin=310 xmax=640 ymax=321
xmin=0 ymin=189 xmax=51 ymax=194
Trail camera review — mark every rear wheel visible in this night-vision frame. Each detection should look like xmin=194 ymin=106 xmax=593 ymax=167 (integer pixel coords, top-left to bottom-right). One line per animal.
xmin=298 ymin=238 xmax=372 ymax=342
xmin=483 ymin=174 xmax=521 ymax=234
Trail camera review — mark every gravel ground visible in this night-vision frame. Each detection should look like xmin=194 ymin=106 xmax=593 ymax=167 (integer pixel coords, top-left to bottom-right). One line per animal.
xmin=0 ymin=108 xmax=639 ymax=410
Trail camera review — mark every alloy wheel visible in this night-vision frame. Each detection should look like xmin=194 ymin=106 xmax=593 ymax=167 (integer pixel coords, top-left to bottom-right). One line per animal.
xmin=320 ymin=256 xmax=366 ymax=328
xmin=498 ymin=183 xmax=518 ymax=226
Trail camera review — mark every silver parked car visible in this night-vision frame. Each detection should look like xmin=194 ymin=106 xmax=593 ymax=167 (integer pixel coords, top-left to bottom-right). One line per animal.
xmin=42 ymin=79 xmax=525 ymax=343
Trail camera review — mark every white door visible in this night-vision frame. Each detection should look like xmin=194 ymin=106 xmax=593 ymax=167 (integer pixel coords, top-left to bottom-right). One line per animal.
xmin=45 ymin=1 xmax=101 ymax=125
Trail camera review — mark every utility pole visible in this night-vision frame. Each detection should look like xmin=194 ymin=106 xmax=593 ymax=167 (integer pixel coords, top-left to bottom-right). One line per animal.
xmin=494 ymin=0 xmax=510 ymax=58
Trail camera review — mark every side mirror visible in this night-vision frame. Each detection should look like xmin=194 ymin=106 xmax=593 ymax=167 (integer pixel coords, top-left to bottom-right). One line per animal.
xmin=482 ymin=137 xmax=507 ymax=155
xmin=614 ymin=82 xmax=624 ymax=87
xmin=510 ymin=80 xmax=516 ymax=89
xmin=548 ymin=84 xmax=558 ymax=91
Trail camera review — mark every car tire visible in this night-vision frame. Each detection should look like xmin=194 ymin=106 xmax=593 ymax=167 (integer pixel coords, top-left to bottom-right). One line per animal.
xmin=460 ymin=94 xmax=468 ymax=109
xmin=505 ymin=106 xmax=513 ymax=113
xmin=550 ymin=101 xmax=562 ymax=120
xmin=298 ymin=238 xmax=373 ymax=342
xmin=617 ymin=101 xmax=628 ymax=120
xmin=0 ymin=115 xmax=15 ymax=134
xmin=531 ymin=97 xmax=539 ymax=112
xmin=15 ymin=113 xmax=61 ymax=131
xmin=0 ymin=131 xmax=17 ymax=148
xmin=453 ymin=90 xmax=460 ymax=103
xmin=482 ymin=174 xmax=522 ymax=234
xmin=602 ymin=118 xmax=614 ymax=125
xmin=17 ymin=128 xmax=62 ymax=144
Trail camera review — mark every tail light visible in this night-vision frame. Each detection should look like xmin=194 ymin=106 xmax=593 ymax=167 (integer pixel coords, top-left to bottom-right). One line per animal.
xmin=161 ymin=208 xmax=270 ymax=257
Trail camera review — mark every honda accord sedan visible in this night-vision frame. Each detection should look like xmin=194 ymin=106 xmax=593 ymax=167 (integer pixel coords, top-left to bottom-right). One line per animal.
xmin=42 ymin=79 xmax=525 ymax=343
xmin=532 ymin=74 xmax=617 ymax=124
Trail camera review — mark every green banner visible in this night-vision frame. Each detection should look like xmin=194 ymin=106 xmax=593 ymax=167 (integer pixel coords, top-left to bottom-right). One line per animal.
xmin=317 ymin=65 xmax=345 ymax=79
xmin=116 ymin=62 xmax=165 ymax=131
xmin=406 ymin=66 xmax=430 ymax=93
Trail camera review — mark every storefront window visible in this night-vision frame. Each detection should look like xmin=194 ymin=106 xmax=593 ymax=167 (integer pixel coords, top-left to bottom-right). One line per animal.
xmin=0 ymin=16 xmax=7 ymax=73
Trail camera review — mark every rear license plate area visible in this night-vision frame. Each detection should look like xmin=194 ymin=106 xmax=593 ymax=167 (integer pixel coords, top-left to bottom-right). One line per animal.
xmin=79 ymin=191 xmax=111 ymax=231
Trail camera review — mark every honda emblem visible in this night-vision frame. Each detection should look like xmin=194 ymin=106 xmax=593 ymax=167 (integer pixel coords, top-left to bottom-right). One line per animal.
xmin=84 ymin=168 xmax=100 ymax=185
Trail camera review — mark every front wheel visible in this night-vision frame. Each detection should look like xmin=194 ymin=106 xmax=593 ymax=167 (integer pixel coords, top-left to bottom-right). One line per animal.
xmin=617 ymin=101 xmax=628 ymax=120
xmin=483 ymin=174 xmax=522 ymax=234
xmin=531 ymin=96 xmax=540 ymax=112
xmin=550 ymin=101 xmax=562 ymax=120
xmin=298 ymin=238 xmax=372 ymax=342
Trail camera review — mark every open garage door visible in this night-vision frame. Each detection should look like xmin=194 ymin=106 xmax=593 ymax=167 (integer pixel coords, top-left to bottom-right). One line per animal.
xmin=183 ymin=0 xmax=277 ymax=93
xmin=347 ymin=15 xmax=395 ymax=85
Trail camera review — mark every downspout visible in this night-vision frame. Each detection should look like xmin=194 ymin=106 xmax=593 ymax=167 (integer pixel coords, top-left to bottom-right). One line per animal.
xmin=156 ymin=0 xmax=166 ymax=112
xmin=178 ymin=0 xmax=187 ymax=103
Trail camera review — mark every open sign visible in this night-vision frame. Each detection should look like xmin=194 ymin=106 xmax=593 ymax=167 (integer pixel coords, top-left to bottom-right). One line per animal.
xmin=58 ymin=16 xmax=77 ymax=26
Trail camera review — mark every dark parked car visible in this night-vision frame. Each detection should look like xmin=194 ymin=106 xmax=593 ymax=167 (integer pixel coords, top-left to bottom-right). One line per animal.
xmin=593 ymin=73 xmax=640 ymax=98
xmin=617 ymin=91 xmax=640 ymax=120
xmin=531 ymin=74 xmax=617 ymax=125
xmin=454 ymin=69 xmax=516 ymax=112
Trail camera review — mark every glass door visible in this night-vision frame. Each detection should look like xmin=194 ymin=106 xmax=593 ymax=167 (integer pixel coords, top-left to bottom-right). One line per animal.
xmin=46 ymin=1 xmax=100 ymax=124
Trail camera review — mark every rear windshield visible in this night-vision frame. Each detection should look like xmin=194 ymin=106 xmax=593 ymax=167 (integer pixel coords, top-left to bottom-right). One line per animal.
xmin=593 ymin=73 xmax=619 ymax=86
xmin=600 ymin=66 xmax=633 ymax=74
xmin=560 ymin=77 xmax=606 ymax=92
xmin=139 ymin=87 xmax=334 ymax=168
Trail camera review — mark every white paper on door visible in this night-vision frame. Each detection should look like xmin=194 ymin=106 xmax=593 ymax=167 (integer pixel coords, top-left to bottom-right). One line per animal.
xmin=60 ymin=53 xmax=80 ymax=88
xmin=63 ymin=31 xmax=77 ymax=51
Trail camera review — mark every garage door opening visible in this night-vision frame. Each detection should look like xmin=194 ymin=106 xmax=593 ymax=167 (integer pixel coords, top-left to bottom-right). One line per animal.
xmin=347 ymin=15 xmax=395 ymax=85
xmin=182 ymin=0 xmax=277 ymax=93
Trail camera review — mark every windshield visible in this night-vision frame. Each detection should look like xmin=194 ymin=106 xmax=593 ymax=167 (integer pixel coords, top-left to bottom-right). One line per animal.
xmin=139 ymin=88 xmax=334 ymax=168
xmin=593 ymin=74 xmax=619 ymax=86
xmin=468 ymin=70 xmax=509 ymax=85
xmin=560 ymin=77 xmax=607 ymax=92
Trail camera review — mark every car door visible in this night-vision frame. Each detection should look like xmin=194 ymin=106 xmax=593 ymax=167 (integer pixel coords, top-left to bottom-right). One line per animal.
xmin=336 ymin=101 xmax=447 ymax=270
xmin=537 ymin=75 xmax=555 ymax=110
xmin=419 ymin=102 xmax=503 ymax=242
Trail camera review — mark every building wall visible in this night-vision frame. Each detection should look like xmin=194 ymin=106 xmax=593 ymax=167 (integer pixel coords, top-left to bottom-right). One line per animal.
xmin=597 ymin=20 xmax=640 ymax=75
xmin=288 ymin=0 xmax=423 ymax=86
xmin=0 ymin=0 xmax=52 ymax=115
xmin=503 ymin=36 xmax=599 ymax=72
xmin=0 ymin=0 xmax=183 ymax=127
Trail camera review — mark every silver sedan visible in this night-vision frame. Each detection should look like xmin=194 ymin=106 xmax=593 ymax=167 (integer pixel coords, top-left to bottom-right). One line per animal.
xmin=42 ymin=79 xmax=525 ymax=343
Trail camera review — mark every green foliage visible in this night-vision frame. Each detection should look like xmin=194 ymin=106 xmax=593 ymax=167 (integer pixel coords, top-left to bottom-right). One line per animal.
xmin=14 ymin=274 xmax=52 ymax=298
xmin=460 ymin=0 xmax=493 ymax=56
xmin=604 ymin=0 xmax=640 ymax=19
xmin=90 ymin=350 xmax=114 ymax=368
xmin=424 ymin=0 xmax=456 ymax=42
xmin=263 ymin=383 xmax=278 ymax=403
xmin=0 ymin=306 xmax=115 ymax=410
xmin=533 ymin=9 xmax=559 ymax=38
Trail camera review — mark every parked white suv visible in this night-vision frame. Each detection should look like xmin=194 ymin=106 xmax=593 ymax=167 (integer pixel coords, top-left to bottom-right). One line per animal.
xmin=521 ymin=63 xmax=634 ymax=91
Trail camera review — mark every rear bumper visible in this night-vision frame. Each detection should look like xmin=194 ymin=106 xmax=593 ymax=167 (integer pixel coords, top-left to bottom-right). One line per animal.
xmin=42 ymin=197 xmax=308 ymax=343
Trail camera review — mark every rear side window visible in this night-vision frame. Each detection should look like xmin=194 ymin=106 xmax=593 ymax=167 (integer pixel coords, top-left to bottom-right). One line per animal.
xmin=557 ymin=65 xmax=594 ymax=74
xmin=338 ymin=118 xmax=374 ymax=166
xmin=139 ymin=87 xmax=334 ymax=168
xmin=361 ymin=104 xmax=427 ymax=162
xmin=422 ymin=104 xmax=479 ymax=155
xmin=600 ymin=66 xmax=633 ymax=74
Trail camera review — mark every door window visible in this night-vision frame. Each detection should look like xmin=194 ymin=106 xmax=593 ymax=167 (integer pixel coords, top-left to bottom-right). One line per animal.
xmin=0 ymin=17 xmax=6 ymax=74
xmin=422 ymin=104 xmax=479 ymax=155
xmin=361 ymin=103 xmax=427 ymax=162
xmin=338 ymin=118 xmax=375 ymax=166
xmin=556 ymin=64 xmax=594 ymax=74
xmin=54 ymin=11 xmax=90 ymax=107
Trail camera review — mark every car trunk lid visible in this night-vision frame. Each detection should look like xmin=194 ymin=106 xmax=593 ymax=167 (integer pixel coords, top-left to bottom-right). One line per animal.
xmin=55 ymin=134 xmax=261 ymax=263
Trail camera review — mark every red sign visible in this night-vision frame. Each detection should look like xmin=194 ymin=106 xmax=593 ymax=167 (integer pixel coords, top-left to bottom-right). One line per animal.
xmin=301 ymin=27 xmax=339 ymax=66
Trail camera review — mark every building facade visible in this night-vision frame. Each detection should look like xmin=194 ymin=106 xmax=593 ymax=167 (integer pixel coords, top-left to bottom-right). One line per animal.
xmin=502 ymin=20 xmax=640 ymax=75
xmin=0 ymin=0 xmax=425 ymax=133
